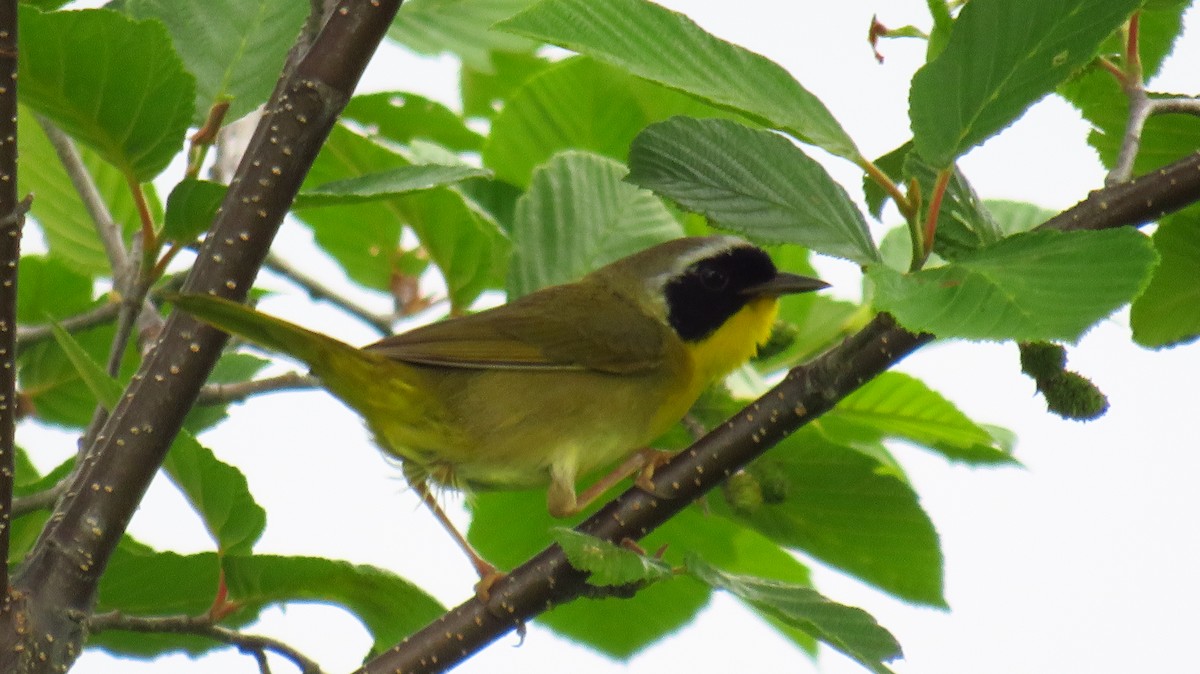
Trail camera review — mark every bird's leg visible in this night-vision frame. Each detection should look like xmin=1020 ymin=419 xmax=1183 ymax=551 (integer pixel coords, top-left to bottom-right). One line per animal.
xmin=632 ymin=448 xmax=674 ymax=497
xmin=550 ymin=448 xmax=674 ymax=518
xmin=409 ymin=477 xmax=504 ymax=602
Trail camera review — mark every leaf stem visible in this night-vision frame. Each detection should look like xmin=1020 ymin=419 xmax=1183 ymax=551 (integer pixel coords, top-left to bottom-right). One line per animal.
xmin=128 ymin=177 xmax=159 ymax=277
xmin=187 ymin=101 xmax=231 ymax=180
xmin=914 ymin=168 xmax=951 ymax=270
xmin=859 ymin=156 xmax=915 ymax=220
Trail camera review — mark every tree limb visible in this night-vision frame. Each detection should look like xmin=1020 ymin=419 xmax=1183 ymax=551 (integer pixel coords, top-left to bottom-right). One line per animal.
xmin=0 ymin=2 xmax=404 ymax=671
xmin=359 ymin=149 xmax=1200 ymax=674
xmin=0 ymin=0 xmax=20 ymax=600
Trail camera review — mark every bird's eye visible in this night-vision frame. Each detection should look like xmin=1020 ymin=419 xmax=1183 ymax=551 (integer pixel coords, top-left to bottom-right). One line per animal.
xmin=698 ymin=266 xmax=728 ymax=291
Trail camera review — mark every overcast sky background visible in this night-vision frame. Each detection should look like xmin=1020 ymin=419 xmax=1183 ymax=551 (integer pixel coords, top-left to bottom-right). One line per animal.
xmin=37 ymin=2 xmax=1200 ymax=673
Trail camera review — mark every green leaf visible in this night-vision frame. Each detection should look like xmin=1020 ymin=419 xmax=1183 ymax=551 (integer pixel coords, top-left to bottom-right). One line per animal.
xmin=482 ymin=56 xmax=733 ymax=187
xmin=163 ymin=179 xmax=226 ymax=243
xmin=508 ymin=151 xmax=682 ymax=296
xmin=17 ymin=256 xmax=95 ymax=324
xmin=343 ymin=91 xmax=485 ymax=152
xmin=687 ymin=556 xmax=901 ymax=674
xmin=394 ymin=188 xmax=509 ymax=311
xmin=123 ymin=0 xmax=307 ymax=124
xmin=553 ymin=528 xmax=673 ymax=586
xmin=18 ymin=324 xmax=135 ymax=428
xmin=48 ymin=323 xmax=123 ymax=408
xmin=870 ymin=228 xmax=1159 ymax=342
xmin=1131 ymin=209 xmax=1200 ymax=348
xmin=627 ymin=117 xmax=879 ymax=264
xmin=390 ymin=0 xmax=540 ymax=71
xmin=223 ymin=554 xmax=444 ymax=656
xmin=461 ymin=51 xmax=553 ymax=119
xmin=19 ymin=6 xmax=195 ymax=181
xmin=715 ymin=432 xmax=943 ymax=605
xmin=91 ymin=542 xmax=225 ymax=657
xmin=93 ymin=543 xmax=444 ymax=659
xmin=497 ymin=0 xmax=859 ymax=160
xmin=162 ymin=434 xmax=267 ymax=556
xmin=297 ymin=124 xmax=508 ymax=308
xmin=984 ymin=199 xmax=1057 ymax=237
xmin=18 ymin=105 xmax=150 ymax=276
xmin=468 ymin=489 xmax=711 ymax=658
xmin=824 ymin=371 xmax=1015 ymax=465
xmin=654 ymin=507 xmax=817 ymax=655
xmin=294 ymin=164 xmax=492 ymax=208
xmin=910 ymin=0 xmax=1140 ymax=167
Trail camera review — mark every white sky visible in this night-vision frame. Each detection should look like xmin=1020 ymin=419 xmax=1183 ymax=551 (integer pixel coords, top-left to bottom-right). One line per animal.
xmin=47 ymin=2 xmax=1200 ymax=673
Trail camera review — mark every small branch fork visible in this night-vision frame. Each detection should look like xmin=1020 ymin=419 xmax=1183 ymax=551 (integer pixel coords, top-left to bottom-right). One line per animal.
xmin=1104 ymin=11 xmax=1200 ymax=184
xmin=89 ymin=612 xmax=325 ymax=674
xmin=360 ymin=148 xmax=1200 ymax=674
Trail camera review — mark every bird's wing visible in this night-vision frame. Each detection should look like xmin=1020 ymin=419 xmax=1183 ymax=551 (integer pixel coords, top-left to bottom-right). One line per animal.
xmin=364 ymin=283 xmax=667 ymax=374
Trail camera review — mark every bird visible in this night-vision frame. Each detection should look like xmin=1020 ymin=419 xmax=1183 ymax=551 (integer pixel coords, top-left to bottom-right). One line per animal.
xmin=170 ymin=235 xmax=828 ymax=594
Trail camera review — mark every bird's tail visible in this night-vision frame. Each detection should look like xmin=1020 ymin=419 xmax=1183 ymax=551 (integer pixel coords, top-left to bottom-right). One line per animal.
xmin=167 ymin=293 xmax=386 ymax=394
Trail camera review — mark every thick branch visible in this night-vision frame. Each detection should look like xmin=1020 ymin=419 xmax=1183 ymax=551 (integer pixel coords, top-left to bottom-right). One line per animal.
xmin=3 ymin=2 xmax=403 ymax=671
xmin=361 ymin=149 xmax=1200 ymax=674
xmin=0 ymin=0 xmax=19 ymax=600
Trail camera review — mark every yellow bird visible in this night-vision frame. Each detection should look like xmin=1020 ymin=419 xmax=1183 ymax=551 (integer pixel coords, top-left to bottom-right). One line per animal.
xmin=172 ymin=236 xmax=827 ymax=589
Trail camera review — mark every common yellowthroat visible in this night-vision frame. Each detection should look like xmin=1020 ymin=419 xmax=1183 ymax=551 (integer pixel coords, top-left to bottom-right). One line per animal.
xmin=172 ymin=236 xmax=827 ymax=585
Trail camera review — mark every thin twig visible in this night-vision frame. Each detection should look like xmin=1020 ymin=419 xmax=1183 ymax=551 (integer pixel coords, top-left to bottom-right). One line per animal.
xmin=1105 ymin=12 xmax=1200 ymax=185
xmin=36 ymin=117 xmax=133 ymax=291
xmin=196 ymin=372 xmax=318 ymax=406
xmin=12 ymin=481 xmax=65 ymax=517
xmin=89 ymin=612 xmax=325 ymax=674
xmin=1109 ymin=87 xmax=1151 ymax=185
xmin=1144 ymin=96 xmax=1200 ymax=116
xmin=15 ymin=302 xmax=121 ymax=345
xmin=264 ymin=251 xmax=393 ymax=335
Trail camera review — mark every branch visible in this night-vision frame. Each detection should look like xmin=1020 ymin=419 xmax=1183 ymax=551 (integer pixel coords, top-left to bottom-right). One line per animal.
xmin=89 ymin=612 xmax=325 ymax=674
xmin=0 ymin=0 xmax=20 ymax=599
xmin=360 ymin=149 xmax=1200 ymax=674
xmin=1106 ymin=13 xmax=1200 ymax=184
xmin=196 ymin=372 xmax=318 ymax=406
xmin=36 ymin=118 xmax=133 ymax=292
xmin=4 ymin=2 xmax=404 ymax=671
xmin=15 ymin=302 xmax=121 ymax=345
xmin=12 ymin=481 xmax=64 ymax=518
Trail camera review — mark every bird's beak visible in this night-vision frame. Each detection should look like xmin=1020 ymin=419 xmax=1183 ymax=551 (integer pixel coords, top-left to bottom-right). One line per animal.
xmin=740 ymin=272 xmax=830 ymax=298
